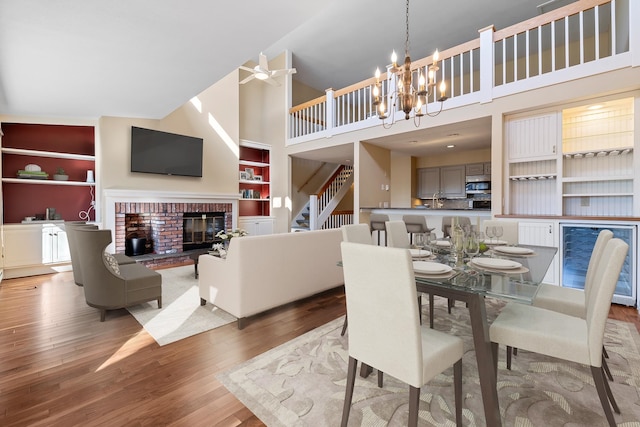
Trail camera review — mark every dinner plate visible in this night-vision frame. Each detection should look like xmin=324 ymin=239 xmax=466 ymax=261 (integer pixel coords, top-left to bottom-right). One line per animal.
xmin=492 ymin=246 xmax=534 ymax=255
xmin=482 ymin=239 xmax=508 ymax=245
xmin=413 ymin=261 xmax=452 ymax=275
xmin=409 ymin=248 xmax=432 ymax=258
xmin=471 ymin=257 xmax=522 ymax=270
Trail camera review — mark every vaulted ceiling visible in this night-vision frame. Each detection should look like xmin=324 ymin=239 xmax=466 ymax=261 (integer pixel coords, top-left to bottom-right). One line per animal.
xmin=0 ymin=0 xmax=576 ymax=120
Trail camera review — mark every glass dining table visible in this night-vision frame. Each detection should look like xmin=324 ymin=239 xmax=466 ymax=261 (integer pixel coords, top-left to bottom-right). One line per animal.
xmin=412 ymin=242 xmax=558 ymax=427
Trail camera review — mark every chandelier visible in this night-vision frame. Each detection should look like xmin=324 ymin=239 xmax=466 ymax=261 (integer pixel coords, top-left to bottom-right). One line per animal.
xmin=372 ymin=0 xmax=447 ymax=128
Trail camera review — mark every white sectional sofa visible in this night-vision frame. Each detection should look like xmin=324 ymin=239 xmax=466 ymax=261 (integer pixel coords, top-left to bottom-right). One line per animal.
xmin=198 ymin=228 xmax=344 ymax=329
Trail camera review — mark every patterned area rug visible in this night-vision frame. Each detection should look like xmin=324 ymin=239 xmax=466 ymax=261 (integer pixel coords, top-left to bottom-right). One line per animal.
xmin=127 ymin=265 xmax=236 ymax=346
xmin=218 ymin=298 xmax=640 ymax=426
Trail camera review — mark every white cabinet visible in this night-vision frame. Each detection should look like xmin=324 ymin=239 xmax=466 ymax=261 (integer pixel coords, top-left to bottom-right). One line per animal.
xmin=3 ymin=224 xmax=70 ymax=271
xmin=506 ymin=112 xmax=559 ymax=161
xmin=518 ymin=221 xmax=559 ymax=286
xmin=3 ymin=226 xmax=43 ymax=268
xmin=465 ymin=163 xmax=485 ymax=176
xmin=42 ymin=225 xmax=70 ymax=264
xmin=439 ymin=166 xmax=466 ymax=198
xmin=238 ymin=217 xmax=274 ymax=236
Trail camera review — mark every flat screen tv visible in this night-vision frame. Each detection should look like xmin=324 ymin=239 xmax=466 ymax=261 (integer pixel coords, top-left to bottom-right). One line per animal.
xmin=130 ymin=126 xmax=203 ymax=177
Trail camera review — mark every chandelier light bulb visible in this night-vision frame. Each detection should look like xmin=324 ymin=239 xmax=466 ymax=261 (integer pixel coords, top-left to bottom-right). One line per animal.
xmin=373 ymin=84 xmax=379 ymax=97
xmin=433 ymin=49 xmax=439 ymax=62
xmin=391 ymin=50 xmax=398 ymax=66
xmin=375 ymin=67 xmax=381 ymax=81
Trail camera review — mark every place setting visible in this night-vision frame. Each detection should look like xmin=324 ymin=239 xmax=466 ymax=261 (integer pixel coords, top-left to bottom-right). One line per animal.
xmin=468 ymin=256 xmax=529 ymax=275
xmin=412 ymin=260 xmax=455 ymax=278
xmin=410 ymin=232 xmax=436 ymax=259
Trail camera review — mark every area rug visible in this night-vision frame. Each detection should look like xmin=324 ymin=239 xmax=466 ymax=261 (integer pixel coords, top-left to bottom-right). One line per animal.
xmin=217 ymin=298 xmax=640 ymax=426
xmin=127 ymin=265 xmax=236 ymax=346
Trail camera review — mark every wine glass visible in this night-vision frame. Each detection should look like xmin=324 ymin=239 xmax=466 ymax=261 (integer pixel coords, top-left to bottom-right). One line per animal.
xmin=494 ymin=226 xmax=504 ymax=241
xmin=464 ymin=233 xmax=480 ymax=260
xmin=485 ymin=226 xmax=495 ymax=242
xmin=414 ymin=233 xmax=425 ymax=251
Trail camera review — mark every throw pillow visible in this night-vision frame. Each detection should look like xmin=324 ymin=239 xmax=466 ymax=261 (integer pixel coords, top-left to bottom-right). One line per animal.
xmin=103 ymin=252 xmax=120 ymax=275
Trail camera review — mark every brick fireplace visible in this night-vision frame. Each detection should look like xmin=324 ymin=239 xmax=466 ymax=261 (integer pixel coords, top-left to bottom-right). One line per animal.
xmin=114 ymin=202 xmax=233 ymax=255
xmin=104 ymin=190 xmax=239 ymax=266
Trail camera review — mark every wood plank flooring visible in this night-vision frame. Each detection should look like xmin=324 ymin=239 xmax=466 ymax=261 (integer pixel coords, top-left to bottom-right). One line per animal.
xmin=1 ymin=264 xmax=638 ymax=426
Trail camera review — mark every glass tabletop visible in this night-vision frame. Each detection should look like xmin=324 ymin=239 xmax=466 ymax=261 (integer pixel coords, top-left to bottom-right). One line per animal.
xmin=414 ymin=244 xmax=558 ymax=304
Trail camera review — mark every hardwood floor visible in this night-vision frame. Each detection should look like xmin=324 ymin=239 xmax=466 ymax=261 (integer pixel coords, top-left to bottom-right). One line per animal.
xmin=1 ymin=265 xmax=638 ymax=426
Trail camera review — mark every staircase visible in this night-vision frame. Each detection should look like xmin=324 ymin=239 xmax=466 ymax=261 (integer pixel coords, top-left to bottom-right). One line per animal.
xmin=291 ymin=165 xmax=353 ymax=232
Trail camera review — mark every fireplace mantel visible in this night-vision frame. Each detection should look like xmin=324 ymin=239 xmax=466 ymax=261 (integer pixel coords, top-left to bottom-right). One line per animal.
xmin=103 ymin=189 xmax=239 ymax=253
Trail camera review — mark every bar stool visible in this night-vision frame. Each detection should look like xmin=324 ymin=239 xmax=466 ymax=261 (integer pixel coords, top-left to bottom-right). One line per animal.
xmin=402 ymin=215 xmax=435 ymax=245
xmin=369 ymin=214 xmax=389 ymax=246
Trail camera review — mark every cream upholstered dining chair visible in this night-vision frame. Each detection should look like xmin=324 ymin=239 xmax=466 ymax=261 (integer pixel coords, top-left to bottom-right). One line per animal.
xmin=385 ymin=220 xmax=411 ymax=249
xmin=340 ymin=242 xmax=463 ymax=427
xmin=481 ymin=219 xmax=519 ymax=245
xmin=341 ymin=223 xmax=373 ymax=245
xmin=489 ymin=238 xmax=629 ymax=427
xmin=506 ymin=229 xmax=615 ymax=371
xmin=339 ymin=223 xmax=374 ymax=336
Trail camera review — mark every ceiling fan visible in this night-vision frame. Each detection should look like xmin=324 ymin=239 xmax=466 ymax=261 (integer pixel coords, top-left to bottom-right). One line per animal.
xmin=239 ymin=53 xmax=296 ymax=86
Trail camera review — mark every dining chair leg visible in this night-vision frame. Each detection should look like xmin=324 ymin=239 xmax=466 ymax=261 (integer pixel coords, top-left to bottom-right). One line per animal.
xmin=448 ymin=298 xmax=454 ymax=314
xmin=602 ymin=356 xmax=620 ymax=413
xmin=429 ymin=294 xmax=435 ymax=329
xmin=377 ymin=370 xmax=384 ymax=388
xmin=603 ymin=346 xmax=609 ymax=359
xmin=454 ymin=359 xmax=462 ymax=427
xmin=590 ymin=365 xmax=617 ymax=427
xmin=602 ymin=354 xmax=613 ymax=381
xmin=506 ymin=346 xmax=513 ymax=370
xmin=340 ymin=315 xmax=348 ymax=336
xmin=341 ymin=357 xmax=358 ymax=427
xmin=408 ymin=385 xmax=420 ymax=427
xmin=417 ymin=295 xmax=422 ymax=325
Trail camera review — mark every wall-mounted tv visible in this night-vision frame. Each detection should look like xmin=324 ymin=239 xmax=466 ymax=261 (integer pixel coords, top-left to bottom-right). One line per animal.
xmin=130 ymin=126 xmax=203 ymax=177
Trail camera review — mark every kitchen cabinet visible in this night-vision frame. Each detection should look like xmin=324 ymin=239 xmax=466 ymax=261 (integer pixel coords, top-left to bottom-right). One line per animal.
xmin=439 ymin=166 xmax=466 ymax=198
xmin=417 ymin=168 xmax=440 ymax=198
xmin=238 ymin=217 xmax=274 ymax=236
xmin=418 ymin=165 xmax=467 ymax=199
xmin=466 ymin=163 xmax=485 ymax=176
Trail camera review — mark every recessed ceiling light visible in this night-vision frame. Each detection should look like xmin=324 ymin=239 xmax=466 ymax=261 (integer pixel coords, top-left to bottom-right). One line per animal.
xmin=588 ymin=104 xmax=603 ymax=110
xmin=447 ymin=144 xmax=455 ymax=148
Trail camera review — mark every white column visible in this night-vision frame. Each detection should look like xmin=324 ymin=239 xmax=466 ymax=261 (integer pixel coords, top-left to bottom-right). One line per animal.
xmin=479 ymin=25 xmax=495 ymax=104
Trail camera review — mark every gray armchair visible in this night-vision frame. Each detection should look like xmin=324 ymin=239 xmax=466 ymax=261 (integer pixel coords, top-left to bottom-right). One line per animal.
xmin=74 ymin=228 xmax=162 ymax=321
xmin=65 ymin=221 xmax=136 ymax=287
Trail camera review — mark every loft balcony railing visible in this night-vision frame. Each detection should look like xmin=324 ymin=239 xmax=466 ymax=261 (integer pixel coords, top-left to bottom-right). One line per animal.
xmin=288 ymin=0 xmax=635 ymax=142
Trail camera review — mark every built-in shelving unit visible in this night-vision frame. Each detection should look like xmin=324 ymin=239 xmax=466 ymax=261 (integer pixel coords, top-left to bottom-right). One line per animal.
xmin=506 ymin=97 xmax=635 ymax=217
xmin=238 ymin=140 xmax=271 ymax=217
xmin=561 ymin=98 xmax=634 ymax=216
xmin=1 ymin=122 xmax=96 ymax=223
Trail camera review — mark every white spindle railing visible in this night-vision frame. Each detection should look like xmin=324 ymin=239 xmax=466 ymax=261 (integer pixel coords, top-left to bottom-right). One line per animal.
xmin=323 ymin=212 xmax=354 ymax=230
xmin=288 ymin=0 xmax=630 ymax=141
xmin=309 ymin=165 xmax=354 ymax=230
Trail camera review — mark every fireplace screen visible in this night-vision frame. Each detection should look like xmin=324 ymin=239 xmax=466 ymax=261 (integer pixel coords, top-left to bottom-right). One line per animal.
xmin=183 ymin=212 xmax=225 ymax=250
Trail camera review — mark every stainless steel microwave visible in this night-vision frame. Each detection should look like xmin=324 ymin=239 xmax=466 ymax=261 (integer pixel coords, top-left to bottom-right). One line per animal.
xmin=465 ymin=175 xmax=491 ymax=194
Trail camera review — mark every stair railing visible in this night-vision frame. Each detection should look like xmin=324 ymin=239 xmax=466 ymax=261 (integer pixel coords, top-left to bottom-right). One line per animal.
xmin=309 ymin=165 xmax=354 ymax=230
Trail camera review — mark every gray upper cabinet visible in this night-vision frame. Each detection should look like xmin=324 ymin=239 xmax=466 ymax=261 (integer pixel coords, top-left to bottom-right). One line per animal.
xmin=440 ymin=165 xmax=466 ymax=198
xmin=417 ymin=168 xmax=440 ymax=199
xmin=466 ymin=163 xmax=485 ymax=176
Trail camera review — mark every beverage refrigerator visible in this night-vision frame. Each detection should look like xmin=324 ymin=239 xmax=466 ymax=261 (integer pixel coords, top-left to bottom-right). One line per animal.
xmin=560 ymin=223 xmax=636 ymax=306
